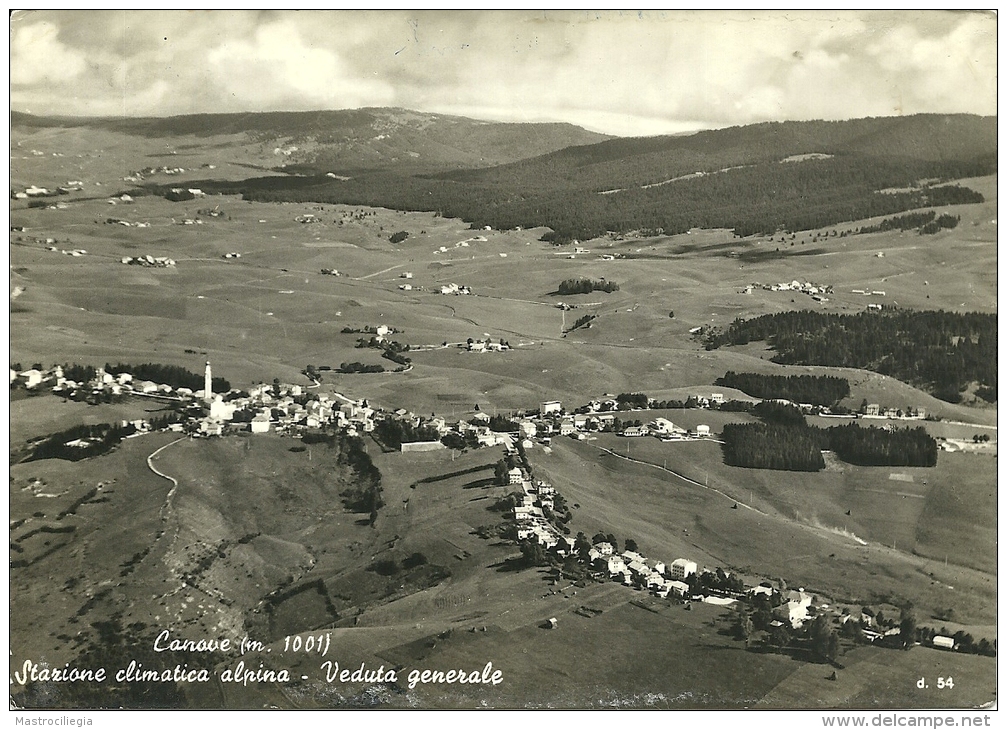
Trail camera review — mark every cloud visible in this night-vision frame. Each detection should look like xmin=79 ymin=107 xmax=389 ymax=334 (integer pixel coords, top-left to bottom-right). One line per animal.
xmin=10 ymin=19 xmax=87 ymax=86
xmin=204 ymin=18 xmax=396 ymax=111
xmin=8 ymin=10 xmax=997 ymax=135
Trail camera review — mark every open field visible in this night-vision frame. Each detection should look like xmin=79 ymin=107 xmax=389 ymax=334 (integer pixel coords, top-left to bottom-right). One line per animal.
xmin=758 ymin=644 xmax=996 ymax=709
xmin=11 ymin=172 xmax=998 ymax=412
xmin=577 ymin=426 xmax=996 ymax=576
xmin=528 ymin=437 xmax=996 ymax=628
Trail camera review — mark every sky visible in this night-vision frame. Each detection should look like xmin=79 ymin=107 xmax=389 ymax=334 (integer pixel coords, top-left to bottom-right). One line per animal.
xmin=8 ymin=9 xmax=998 ymax=137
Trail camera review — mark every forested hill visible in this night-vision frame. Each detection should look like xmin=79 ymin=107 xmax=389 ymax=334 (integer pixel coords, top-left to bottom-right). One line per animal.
xmin=432 ymin=114 xmax=996 ymax=190
xmin=10 ymin=108 xmax=611 ymax=173
xmin=195 ymin=113 xmax=996 ymax=241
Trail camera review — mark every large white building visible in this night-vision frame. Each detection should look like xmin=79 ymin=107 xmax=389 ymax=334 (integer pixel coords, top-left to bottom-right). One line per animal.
xmin=250 ymin=413 xmax=270 ymax=434
xmin=669 ymin=558 xmax=698 ymax=581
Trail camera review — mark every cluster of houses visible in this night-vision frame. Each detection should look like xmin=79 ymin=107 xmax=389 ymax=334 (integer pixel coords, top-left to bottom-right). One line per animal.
xmin=12 ymin=184 xmax=60 ymax=199
xmin=439 ymin=283 xmax=472 ymax=296
xmin=686 ymin=393 xmax=929 ymax=421
xmin=50 ymin=246 xmax=87 ymax=257
xmin=16 ymin=360 xmax=520 ymax=448
xmin=11 ymin=366 xmax=48 ymax=389
xmin=519 ymin=400 xmax=712 ymax=442
xmin=196 ymin=382 xmax=380 ymax=438
xmin=509 ymin=466 xmax=567 ymax=551
xmin=107 ymin=218 xmax=151 ymax=228
xmin=744 ymin=280 xmax=833 ymax=302
xmin=465 ymin=339 xmax=510 ymax=353
xmin=121 ymin=255 xmax=176 ymax=268
xmin=399 ymin=412 xmax=515 ymax=452
xmin=590 ymin=547 xmax=697 ymax=599
xmin=862 ymin=403 xmax=926 ymax=420
xmin=123 ymin=165 xmax=186 ymax=183
xmin=12 ymin=365 xmax=169 ymax=398
xmin=11 ymin=180 xmax=86 ymax=200
xmin=508 ymin=467 xmax=699 ymax=601
xmin=505 ymin=452 xmax=833 ymax=616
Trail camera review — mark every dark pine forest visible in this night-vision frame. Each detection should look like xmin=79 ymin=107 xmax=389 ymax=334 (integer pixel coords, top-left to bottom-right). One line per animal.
xmin=706 ymin=310 xmax=996 ymax=403
xmin=169 ymin=114 xmax=994 ymax=243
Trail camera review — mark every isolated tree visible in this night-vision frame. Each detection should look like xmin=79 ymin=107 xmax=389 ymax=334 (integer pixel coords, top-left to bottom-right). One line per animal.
xmin=810 ymin=615 xmax=837 ymax=661
xmin=520 ymin=541 xmax=547 ymax=568
xmin=769 ymin=623 xmax=791 ymax=651
xmin=736 ymin=612 xmax=754 ymax=646
xmin=899 ymin=607 xmax=918 ymax=650
xmin=624 ymin=538 xmax=639 ymax=552
xmin=494 ymin=459 xmax=511 ymax=486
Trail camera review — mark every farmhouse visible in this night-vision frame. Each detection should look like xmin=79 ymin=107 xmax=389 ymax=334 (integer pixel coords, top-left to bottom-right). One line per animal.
xmin=19 ymin=369 xmax=43 ymax=389
xmin=593 ymin=541 xmax=614 ymax=556
xmin=778 ymin=588 xmax=815 ymax=628
xmin=250 ymin=413 xmax=271 ymax=434
xmin=200 ymin=420 xmax=224 ymax=437
xmin=667 ymin=580 xmax=690 ymax=597
xmin=651 ymin=417 xmax=674 ymax=434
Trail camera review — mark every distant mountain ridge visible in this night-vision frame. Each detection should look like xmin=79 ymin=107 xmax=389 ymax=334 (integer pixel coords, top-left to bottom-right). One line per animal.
xmin=10 ymin=107 xmax=612 ymax=173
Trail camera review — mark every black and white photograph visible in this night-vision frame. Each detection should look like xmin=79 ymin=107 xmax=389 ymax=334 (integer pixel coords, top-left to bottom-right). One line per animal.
xmin=8 ymin=9 xmax=998 ymax=715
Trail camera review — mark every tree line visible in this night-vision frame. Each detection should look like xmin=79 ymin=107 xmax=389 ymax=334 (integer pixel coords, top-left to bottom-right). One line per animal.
xmin=198 ymin=150 xmax=990 ymax=244
xmin=715 ymin=371 xmax=850 ymax=406
xmin=861 ymin=210 xmax=963 ymax=236
xmin=706 ymin=309 xmax=996 ymax=403
xmin=27 ymin=422 xmax=137 ymax=463
xmin=373 ymin=417 xmax=440 ymax=450
xmin=104 ymin=362 xmax=230 ymax=393
xmin=336 ymin=362 xmax=385 ymax=374
xmin=302 ymin=432 xmax=385 ymax=526
xmin=919 ymin=214 xmax=960 ymax=235
xmin=721 ymin=421 xmax=937 ymax=471
xmin=557 ymin=278 xmax=619 ymax=295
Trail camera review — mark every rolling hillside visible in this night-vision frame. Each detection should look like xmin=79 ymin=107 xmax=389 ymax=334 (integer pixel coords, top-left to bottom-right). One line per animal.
xmin=10 ymin=108 xmax=611 ymax=174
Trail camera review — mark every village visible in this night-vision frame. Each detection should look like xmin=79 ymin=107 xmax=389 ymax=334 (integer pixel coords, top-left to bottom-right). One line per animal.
xmin=9 ymin=359 xmax=979 ymax=659
xmin=9 ymin=358 xmax=935 ymax=454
